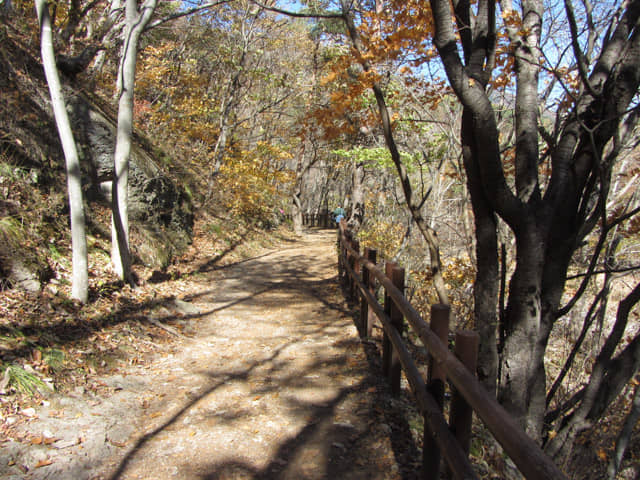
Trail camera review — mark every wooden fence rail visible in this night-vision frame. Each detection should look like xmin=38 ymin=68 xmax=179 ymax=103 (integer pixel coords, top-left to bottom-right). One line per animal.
xmin=302 ymin=211 xmax=332 ymax=228
xmin=337 ymin=221 xmax=567 ymax=480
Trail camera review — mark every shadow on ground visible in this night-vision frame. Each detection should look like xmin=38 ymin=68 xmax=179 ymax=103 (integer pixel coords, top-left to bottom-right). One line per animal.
xmin=104 ymin=229 xmax=423 ymax=479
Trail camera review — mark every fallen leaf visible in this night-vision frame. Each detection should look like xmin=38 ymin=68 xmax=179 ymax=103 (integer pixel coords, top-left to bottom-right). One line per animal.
xmin=32 ymin=349 xmax=42 ymax=363
xmin=53 ymin=439 xmax=79 ymax=449
xmin=34 ymin=458 xmax=53 ymax=468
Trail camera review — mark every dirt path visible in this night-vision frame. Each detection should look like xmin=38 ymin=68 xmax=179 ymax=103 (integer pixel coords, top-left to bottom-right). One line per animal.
xmin=2 ymin=230 xmax=420 ymax=480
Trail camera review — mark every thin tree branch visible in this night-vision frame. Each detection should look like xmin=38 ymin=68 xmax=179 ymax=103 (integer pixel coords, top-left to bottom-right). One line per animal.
xmin=248 ymin=0 xmax=344 ymax=19
xmin=564 ymin=0 xmax=598 ymax=96
xmin=145 ymin=0 xmax=231 ymax=31
xmin=566 ymin=264 xmax=640 ymax=280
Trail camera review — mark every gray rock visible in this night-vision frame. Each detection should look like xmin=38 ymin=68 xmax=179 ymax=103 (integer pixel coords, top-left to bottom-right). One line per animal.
xmin=68 ymin=93 xmax=193 ymax=268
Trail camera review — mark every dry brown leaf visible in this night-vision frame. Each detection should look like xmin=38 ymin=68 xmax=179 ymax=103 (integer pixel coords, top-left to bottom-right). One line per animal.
xmin=34 ymin=458 xmax=53 ymax=468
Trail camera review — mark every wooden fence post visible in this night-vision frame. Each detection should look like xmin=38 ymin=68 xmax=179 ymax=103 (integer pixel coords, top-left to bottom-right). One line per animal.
xmin=423 ymin=303 xmax=450 ymax=479
xmin=347 ymin=239 xmax=360 ymax=300
xmin=360 ymin=248 xmax=370 ymax=333
xmin=388 ymin=265 xmax=404 ymax=395
xmin=350 ymin=240 xmax=360 ymax=300
xmin=337 ymin=226 xmax=344 ymax=281
xmin=366 ymin=249 xmax=377 ymax=338
xmin=344 ymin=233 xmax=353 ymax=290
xmin=360 ymin=249 xmax=377 ymax=336
xmin=449 ymin=330 xmax=479 ymax=455
xmin=382 ymin=262 xmax=397 ymax=377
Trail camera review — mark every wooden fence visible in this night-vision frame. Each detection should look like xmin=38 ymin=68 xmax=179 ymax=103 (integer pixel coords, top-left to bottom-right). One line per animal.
xmin=337 ymin=221 xmax=567 ymax=480
xmin=302 ymin=211 xmax=332 ymax=228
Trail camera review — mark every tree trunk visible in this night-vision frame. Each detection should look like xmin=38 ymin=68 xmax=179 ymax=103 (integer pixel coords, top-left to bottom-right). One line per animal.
xmin=461 ymin=109 xmax=499 ymax=395
xmin=498 ymin=223 xmax=547 ymax=440
xmin=607 ymin=379 xmax=640 ymax=479
xmin=110 ymin=0 xmax=157 ymax=284
xmin=36 ymin=0 xmax=88 ymax=303
xmin=292 ymin=191 xmax=303 ymax=235
xmin=347 ymin=160 xmax=365 ymax=232
xmin=340 ymin=0 xmax=449 ymax=304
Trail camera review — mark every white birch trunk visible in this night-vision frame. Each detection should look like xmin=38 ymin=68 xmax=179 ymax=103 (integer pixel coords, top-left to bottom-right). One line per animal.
xmin=36 ymin=0 xmax=88 ymax=303
xmin=110 ymin=0 xmax=157 ymax=283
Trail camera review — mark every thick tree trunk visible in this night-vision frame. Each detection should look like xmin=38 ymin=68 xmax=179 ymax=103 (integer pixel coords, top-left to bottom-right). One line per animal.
xmin=430 ymin=0 xmax=640 ymax=451
xmin=36 ymin=0 xmax=88 ymax=303
xmin=498 ymin=221 xmax=547 ymax=440
xmin=461 ymin=109 xmax=499 ymax=395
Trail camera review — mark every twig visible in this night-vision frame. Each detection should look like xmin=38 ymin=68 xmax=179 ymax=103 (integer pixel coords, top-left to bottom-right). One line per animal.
xmin=144 ymin=316 xmax=185 ymax=338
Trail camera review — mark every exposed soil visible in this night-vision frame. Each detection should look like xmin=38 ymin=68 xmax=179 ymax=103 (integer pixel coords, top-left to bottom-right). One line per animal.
xmin=0 ymin=229 xmax=423 ymax=480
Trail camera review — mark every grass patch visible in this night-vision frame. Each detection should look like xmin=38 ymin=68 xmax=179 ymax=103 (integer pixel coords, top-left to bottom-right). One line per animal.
xmin=2 ymin=364 xmax=50 ymax=395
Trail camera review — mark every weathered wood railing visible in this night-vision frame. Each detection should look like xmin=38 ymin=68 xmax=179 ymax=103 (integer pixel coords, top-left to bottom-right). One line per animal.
xmin=302 ymin=211 xmax=332 ymax=228
xmin=337 ymin=221 xmax=567 ymax=480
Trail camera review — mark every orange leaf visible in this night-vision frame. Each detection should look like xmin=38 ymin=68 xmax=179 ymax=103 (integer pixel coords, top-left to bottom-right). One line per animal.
xmin=35 ymin=458 xmax=53 ymax=468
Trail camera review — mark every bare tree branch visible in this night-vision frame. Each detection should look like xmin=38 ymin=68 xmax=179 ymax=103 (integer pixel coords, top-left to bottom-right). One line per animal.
xmin=248 ymin=0 xmax=344 ymax=19
xmin=564 ymin=0 xmax=598 ymax=96
xmin=145 ymin=0 xmax=232 ymax=31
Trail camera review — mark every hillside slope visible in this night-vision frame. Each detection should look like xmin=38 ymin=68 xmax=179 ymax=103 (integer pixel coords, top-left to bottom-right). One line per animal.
xmin=0 ymin=25 xmax=193 ymax=290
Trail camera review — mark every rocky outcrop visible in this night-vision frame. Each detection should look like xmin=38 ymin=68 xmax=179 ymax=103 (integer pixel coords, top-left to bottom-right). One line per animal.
xmin=0 ymin=31 xmax=193 ymax=290
xmin=69 ymin=95 xmax=193 ymax=267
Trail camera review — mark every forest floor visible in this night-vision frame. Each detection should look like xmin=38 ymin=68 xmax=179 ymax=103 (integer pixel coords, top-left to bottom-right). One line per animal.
xmin=0 ymin=227 xmax=425 ymax=480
